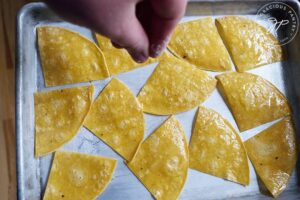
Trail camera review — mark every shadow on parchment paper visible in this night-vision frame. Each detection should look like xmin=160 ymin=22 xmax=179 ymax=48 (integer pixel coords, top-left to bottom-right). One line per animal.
xmin=189 ymin=107 xmax=199 ymax=146
xmin=40 ymin=154 xmax=55 ymax=199
xmin=34 ymin=27 xmax=46 ymax=91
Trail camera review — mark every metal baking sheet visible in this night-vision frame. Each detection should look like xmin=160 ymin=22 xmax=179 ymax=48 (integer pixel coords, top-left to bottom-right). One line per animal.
xmin=16 ymin=1 xmax=300 ymax=199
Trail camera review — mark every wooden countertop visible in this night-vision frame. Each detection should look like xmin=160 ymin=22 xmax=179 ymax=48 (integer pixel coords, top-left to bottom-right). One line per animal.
xmin=0 ymin=0 xmax=33 ymax=199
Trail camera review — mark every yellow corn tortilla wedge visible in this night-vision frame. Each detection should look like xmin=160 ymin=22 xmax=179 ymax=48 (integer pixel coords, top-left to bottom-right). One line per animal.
xmin=84 ymin=78 xmax=144 ymax=161
xmin=34 ymin=85 xmax=94 ymax=157
xmin=127 ymin=116 xmax=189 ymax=200
xmin=138 ymin=53 xmax=217 ymax=115
xmin=37 ymin=26 xmax=109 ymax=86
xmin=43 ymin=151 xmax=117 ymax=200
xmin=168 ymin=18 xmax=232 ymax=71
xmin=216 ymin=72 xmax=290 ymax=132
xmin=216 ymin=16 xmax=284 ymax=72
xmin=95 ymin=34 xmax=157 ymax=75
xmin=189 ymin=106 xmax=249 ymax=185
xmin=244 ymin=117 xmax=297 ymax=197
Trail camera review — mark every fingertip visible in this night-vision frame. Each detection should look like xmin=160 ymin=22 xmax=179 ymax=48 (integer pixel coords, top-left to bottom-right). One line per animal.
xmin=149 ymin=43 xmax=163 ymax=58
xmin=149 ymin=37 xmax=170 ymax=58
xmin=107 ymin=15 xmax=150 ymax=63
xmin=127 ymin=48 xmax=148 ymax=63
xmin=148 ymin=0 xmax=187 ymax=58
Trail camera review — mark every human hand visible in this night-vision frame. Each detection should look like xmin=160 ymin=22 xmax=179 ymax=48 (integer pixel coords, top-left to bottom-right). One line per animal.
xmin=45 ymin=0 xmax=187 ymax=62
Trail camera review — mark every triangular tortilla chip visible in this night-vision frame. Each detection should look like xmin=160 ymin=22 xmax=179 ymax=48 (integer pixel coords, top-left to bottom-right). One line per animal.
xmin=127 ymin=116 xmax=188 ymax=200
xmin=216 ymin=16 xmax=284 ymax=72
xmin=216 ymin=72 xmax=290 ymax=132
xmin=34 ymin=85 xmax=94 ymax=157
xmin=84 ymin=78 xmax=144 ymax=161
xmin=95 ymin=34 xmax=157 ymax=75
xmin=43 ymin=151 xmax=117 ymax=200
xmin=168 ymin=18 xmax=232 ymax=71
xmin=244 ymin=117 xmax=297 ymax=197
xmin=189 ymin=106 xmax=249 ymax=185
xmin=37 ymin=26 xmax=109 ymax=86
xmin=138 ymin=53 xmax=217 ymax=115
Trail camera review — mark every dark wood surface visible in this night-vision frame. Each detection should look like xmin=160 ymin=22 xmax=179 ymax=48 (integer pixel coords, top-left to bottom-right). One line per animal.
xmin=0 ymin=0 xmax=33 ymax=199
